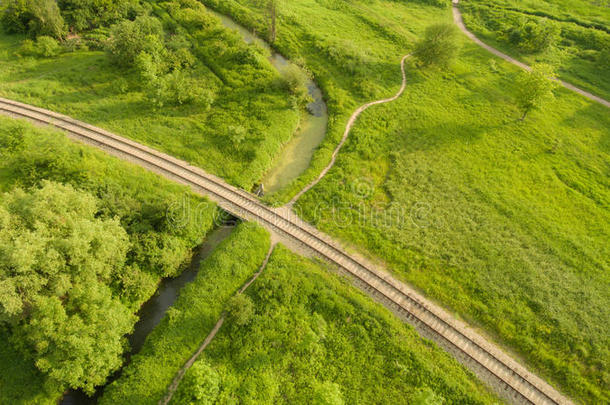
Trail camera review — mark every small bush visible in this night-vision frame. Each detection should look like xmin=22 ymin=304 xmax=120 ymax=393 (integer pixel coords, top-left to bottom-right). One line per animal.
xmin=18 ymin=36 xmax=61 ymax=58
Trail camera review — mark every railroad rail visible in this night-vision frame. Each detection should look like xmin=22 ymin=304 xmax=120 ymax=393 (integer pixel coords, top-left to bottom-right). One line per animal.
xmin=0 ymin=97 xmax=573 ymax=405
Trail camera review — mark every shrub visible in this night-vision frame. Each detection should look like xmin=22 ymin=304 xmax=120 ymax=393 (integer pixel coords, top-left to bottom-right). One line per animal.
xmin=18 ymin=36 xmax=61 ymax=58
xmin=414 ymin=23 xmax=459 ymax=68
xmin=169 ymin=360 xmax=220 ymax=405
xmin=279 ymin=64 xmax=311 ymax=105
xmin=106 ymin=15 xmax=164 ymax=67
xmin=226 ymin=293 xmax=255 ymax=327
xmin=508 ymin=18 xmax=560 ymax=53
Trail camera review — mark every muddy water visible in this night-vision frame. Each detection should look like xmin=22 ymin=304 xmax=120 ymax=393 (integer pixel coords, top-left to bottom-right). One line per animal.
xmin=210 ymin=11 xmax=328 ymax=193
xmin=60 ymin=224 xmax=235 ymax=404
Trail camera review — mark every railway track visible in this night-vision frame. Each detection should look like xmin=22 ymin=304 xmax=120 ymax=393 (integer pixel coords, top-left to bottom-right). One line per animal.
xmin=0 ymin=97 xmax=573 ymax=405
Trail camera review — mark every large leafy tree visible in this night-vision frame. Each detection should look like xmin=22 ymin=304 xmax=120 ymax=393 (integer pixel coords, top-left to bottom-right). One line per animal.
xmin=515 ymin=63 xmax=557 ymax=120
xmin=0 ymin=181 xmax=134 ymax=393
xmin=414 ymin=23 xmax=459 ymax=68
xmin=0 ymin=0 xmax=65 ymax=38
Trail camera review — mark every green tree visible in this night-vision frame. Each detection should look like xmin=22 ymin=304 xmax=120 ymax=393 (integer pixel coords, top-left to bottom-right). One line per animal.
xmin=0 ymin=0 xmax=65 ymax=38
xmin=414 ymin=23 xmax=459 ymax=68
xmin=58 ymin=0 xmax=145 ymax=31
xmin=0 ymin=181 xmax=134 ymax=393
xmin=509 ymin=18 xmax=560 ymax=53
xmin=170 ymin=360 xmax=220 ymax=405
xmin=106 ymin=15 xmax=164 ymax=67
xmin=225 ymin=293 xmax=254 ymax=326
xmin=515 ymin=63 xmax=557 ymax=120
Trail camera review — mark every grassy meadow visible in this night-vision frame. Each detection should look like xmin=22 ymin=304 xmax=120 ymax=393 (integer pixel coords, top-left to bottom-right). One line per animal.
xmin=0 ymin=1 xmax=299 ymax=190
xmin=0 ymin=116 xmax=217 ymax=404
xmin=460 ymin=0 xmax=610 ymax=99
xmin=203 ymin=0 xmax=610 ymax=403
xmin=171 ymin=244 xmax=499 ymax=404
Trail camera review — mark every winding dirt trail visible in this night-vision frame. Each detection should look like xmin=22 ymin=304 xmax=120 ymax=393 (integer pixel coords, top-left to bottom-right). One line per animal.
xmin=288 ymin=54 xmax=411 ymax=206
xmin=158 ymin=245 xmax=275 ymax=405
xmin=452 ymin=0 xmax=610 ymax=108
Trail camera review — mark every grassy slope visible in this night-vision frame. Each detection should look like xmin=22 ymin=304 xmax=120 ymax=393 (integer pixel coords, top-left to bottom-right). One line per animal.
xmin=459 ymin=0 xmax=610 ymax=100
xmin=180 ymin=245 xmax=500 ymax=404
xmin=0 ymin=116 xmax=217 ymax=404
xmin=99 ymin=222 xmax=270 ymax=405
xmin=201 ymin=0 xmax=610 ymax=403
xmin=0 ymin=4 xmax=298 ymax=190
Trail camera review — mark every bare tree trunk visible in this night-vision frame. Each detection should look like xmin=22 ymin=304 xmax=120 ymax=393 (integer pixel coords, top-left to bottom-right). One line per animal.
xmin=269 ymin=0 xmax=277 ymax=43
xmin=520 ymin=109 xmax=529 ymax=121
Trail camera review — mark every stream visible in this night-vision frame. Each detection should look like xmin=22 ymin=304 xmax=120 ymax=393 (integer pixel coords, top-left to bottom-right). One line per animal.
xmin=60 ymin=224 xmax=235 ymax=405
xmin=60 ymin=9 xmax=327 ymax=404
xmin=210 ymin=11 xmax=329 ymax=193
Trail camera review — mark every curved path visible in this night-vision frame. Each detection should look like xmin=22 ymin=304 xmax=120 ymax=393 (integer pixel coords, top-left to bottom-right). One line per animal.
xmin=159 ymin=245 xmax=275 ymax=405
xmin=289 ymin=54 xmax=411 ymax=206
xmin=452 ymin=0 xmax=610 ymax=108
xmin=0 ymin=97 xmax=572 ymax=405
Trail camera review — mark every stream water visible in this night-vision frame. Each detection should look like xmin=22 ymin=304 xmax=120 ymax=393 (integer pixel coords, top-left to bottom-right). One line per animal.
xmin=59 ymin=9 xmax=327 ymax=404
xmin=60 ymin=224 xmax=235 ymax=405
xmin=210 ymin=11 xmax=329 ymax=193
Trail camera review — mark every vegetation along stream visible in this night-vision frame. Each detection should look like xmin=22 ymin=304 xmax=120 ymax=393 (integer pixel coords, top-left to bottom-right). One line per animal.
xmin=210 ymin=10 xmax=329 ymax=194
xmin=60 ymin=224 xmax=236 ymax=405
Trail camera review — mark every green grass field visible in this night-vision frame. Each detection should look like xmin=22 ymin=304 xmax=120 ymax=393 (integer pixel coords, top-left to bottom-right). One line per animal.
xmin=203 ymin=0 xmax=610 ymax=403
xmin=460 ymin=0 xmax=610 ymax=99
xmin=173 ymin=244 xmax=499 ymax=404
xmin=0 ymin=116 xmax=217 ymax=404
xmin=0 ymin=2 xmax=299 ymax=190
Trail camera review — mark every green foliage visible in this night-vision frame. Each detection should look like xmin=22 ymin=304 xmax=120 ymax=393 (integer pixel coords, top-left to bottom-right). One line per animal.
xmin=279 ymin=64 xmax=311 ymax=105
xmin=460 ymin=0 xmax=610 ymax=98
xmin=514 ymin=63 xmax=557 ymax=119
xmin=180 ymin=246 xmax=497 ymax=404
xmin=0 ymin=117 xmax=216 ymax=404
xmin=414 ymin=23 xmax=459 ymax=68
xmin=0 ymin=0 xmax=299 ymax=190
xmin=18 ymin=35 xmax=61 ymax=57
xmin=99 ymin=223 xmax=270 ymax=405
xmin=507 ymin=18 xmax=560 ymax=53
xmin=169 ymin=360 xmax=220 ymax=405
xmin=201 ymin=1 xmax=609 ymax=403
xmin=0 ymin=181 xmax=134 ymax=394
xmin=106 ymin=15 xmax=164 ymax=67
xmin=0 ymin=0 xmax=65 ymax=38
xmin=58 ymin=0 xmax=147 ymax=31
xmin=225 ymin=293 xmax=255 ymax=327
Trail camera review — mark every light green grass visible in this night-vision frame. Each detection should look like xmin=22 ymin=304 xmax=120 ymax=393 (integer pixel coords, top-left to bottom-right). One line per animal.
xmin=99 ymin=222 xmax=270 ymax=405
xmin=177 ymin=244 xmax=500 ymax=404
xmin=460 ymin=0 xmax=610 ymax=99
xmin=202 ymin=1 xmax=610 ymax=403
xmin=0 ymin=4 xmax=299 ymax=190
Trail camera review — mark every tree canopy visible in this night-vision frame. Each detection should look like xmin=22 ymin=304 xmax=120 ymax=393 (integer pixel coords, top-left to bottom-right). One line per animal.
xmin=414 ymin=23 xmax=459 ymax=68
xmin=515 ymin=63 xmax=557 ymax=120
xmin=0 ymin=181 xmax=134 ymax=393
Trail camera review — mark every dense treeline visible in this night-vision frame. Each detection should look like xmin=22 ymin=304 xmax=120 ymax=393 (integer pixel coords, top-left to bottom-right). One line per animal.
xmin=0 ymin=117 xmax=217 ymax=403
xmin=99 ymin=222 xmax=270 ymax=405
xmin=170 ymin=245 xmax=498 ymax=404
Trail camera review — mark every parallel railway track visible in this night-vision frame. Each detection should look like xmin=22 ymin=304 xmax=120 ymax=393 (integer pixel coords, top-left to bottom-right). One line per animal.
xmin=0 ymin=97 xmax=573 ymax=405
